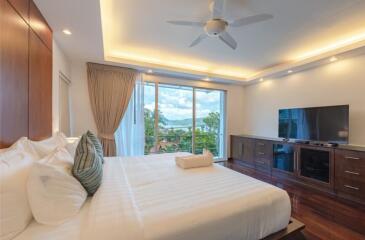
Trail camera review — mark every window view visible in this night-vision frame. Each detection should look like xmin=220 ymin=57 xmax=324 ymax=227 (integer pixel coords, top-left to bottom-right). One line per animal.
xmin=144 ymin=82 xmax=156 ymax=154
xmin=144 ymin=82 xmax=226 ymax=159
xmin=195 ymin=88 xmax=225 ymax=156
xmin=158 ymin=84 xmax=193 ymax=153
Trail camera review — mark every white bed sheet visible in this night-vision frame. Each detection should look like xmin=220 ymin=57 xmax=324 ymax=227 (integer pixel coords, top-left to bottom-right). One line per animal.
xmin=15 ymin=153 xmax=291 ymax=240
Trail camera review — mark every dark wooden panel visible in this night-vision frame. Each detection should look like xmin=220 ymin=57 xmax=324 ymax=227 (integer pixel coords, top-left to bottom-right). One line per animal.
xmin=28 ymin=30 xmax=52 ymax=141
xmin=231 ymin=136 xmax=242 ymax=160
xmin=7 ymin=0 xmax=29 ymax=22
xmin=230 ymin=136 xmax=255 ymax=167
xmin=242 ymin=138 xmax=255 ymax=166
xmin=29 ymin=0 xmax=52 ymax=50
xmin=0 ymin=0 xmax=29 ymax=148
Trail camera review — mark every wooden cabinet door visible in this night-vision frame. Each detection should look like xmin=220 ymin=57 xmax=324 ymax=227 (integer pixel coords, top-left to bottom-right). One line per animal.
xmin=0 ymin=0 xmax=29 ymax=148
xmin=28 ymin=30 xmax=52 ymax=140
xmin=231 ymin=136 xmax=243 ymax=160
xmin=231 ymin=136 xmax=254 ymax=167
xmin=242 ymin=138 xmax=255 ymax=166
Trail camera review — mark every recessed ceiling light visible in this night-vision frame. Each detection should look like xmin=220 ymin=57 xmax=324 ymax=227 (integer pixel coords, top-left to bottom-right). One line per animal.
xmin=147 ymin=69 xmax=153 ymax=73
xmin=62 ymin=29 xmax=72 ymax=35
xmin=202 ymin=77 xmax=210 ymax=81
xmin=330 ymin=56 xmax=338 ymax=62
xmin=259 ymin=78 xmax=264 ymax=82
xmin=287 ymin=70 xmax=293 ymax=74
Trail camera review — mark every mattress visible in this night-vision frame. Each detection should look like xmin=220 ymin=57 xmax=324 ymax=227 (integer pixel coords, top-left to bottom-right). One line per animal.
xmin=15 ymin=153 xmax=291 ymax=240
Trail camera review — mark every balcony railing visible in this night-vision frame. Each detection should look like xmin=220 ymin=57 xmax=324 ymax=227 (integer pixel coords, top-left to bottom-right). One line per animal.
xmin=145 ymin=130 xmax=221 ymax=156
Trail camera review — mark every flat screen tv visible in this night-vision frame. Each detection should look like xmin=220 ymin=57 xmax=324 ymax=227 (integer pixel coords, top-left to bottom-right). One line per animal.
xmin=279 ymin=105 xmax=349 ymax=143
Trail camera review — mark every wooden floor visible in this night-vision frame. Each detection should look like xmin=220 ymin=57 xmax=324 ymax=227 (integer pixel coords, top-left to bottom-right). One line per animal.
xmin=224 ymin=161 xmax=365 ymax=240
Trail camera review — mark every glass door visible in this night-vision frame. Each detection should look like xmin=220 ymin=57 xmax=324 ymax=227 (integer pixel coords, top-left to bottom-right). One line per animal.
xmin=195 ymin=88 xmax=225 ymax=158
xmin=157 ymin=84 xmax=193 ymax=153
xmin=143 ymin=81 xmax=226 ymax=159
xmin=273 ymin=143 xmax=296 ymax=173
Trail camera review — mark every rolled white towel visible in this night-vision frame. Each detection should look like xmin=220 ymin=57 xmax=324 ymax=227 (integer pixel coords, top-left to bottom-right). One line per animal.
xmin=175 ymin=150 xmax=213 ymax=169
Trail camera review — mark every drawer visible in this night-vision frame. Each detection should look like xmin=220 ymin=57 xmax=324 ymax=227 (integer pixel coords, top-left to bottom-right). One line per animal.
xmin=335 ymin=150 xmax=365 ymax=179
xmin=254 ymin=140 xmax=272 ymax=159
xmin=335 ymin=178 xmax=365 ymax=199
xmin=335 ymin=149 xmax=365 ymax=200
xmin=255 ymin=159 xmax=271 ymax=175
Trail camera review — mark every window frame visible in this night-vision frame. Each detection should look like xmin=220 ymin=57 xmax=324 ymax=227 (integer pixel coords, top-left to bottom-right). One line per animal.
xmin=145 ymin=80 xmax=227 ymax=161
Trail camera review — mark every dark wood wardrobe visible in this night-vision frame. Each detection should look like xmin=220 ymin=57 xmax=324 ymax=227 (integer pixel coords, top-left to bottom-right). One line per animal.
xmin=0 ymin=0 xmax=53 ymax=148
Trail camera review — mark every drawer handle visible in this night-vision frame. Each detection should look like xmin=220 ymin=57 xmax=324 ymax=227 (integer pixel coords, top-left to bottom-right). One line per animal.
xmin=256 ymin=160 xmax=265 ymax=165
xmin=258 ymin=143 xmax=265 ymax=146
xmin=344 ymin=185 xmax=359 ymax=191
xmin=345 ymin=156 xmax=360 ymax=160
xmin=258 ymin=152 xmax=265 ymax=155
xmin=344 ymin=170 xmax=360 ymax=175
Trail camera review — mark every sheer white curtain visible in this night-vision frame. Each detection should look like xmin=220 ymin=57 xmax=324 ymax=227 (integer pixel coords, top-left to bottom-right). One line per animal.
xmin=115 ymin=75 xmax=145 ymax=156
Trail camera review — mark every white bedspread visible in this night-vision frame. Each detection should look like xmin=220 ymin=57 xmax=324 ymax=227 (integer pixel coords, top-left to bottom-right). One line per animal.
xmin=15 ymin=153 xmax=291 ymax=240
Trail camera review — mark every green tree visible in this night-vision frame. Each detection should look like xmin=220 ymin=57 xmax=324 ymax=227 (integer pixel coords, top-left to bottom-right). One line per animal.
xmin=203 ymin=112 xmax=220 ymax=133
xmin=144 ymin=109 xmax=221 ymax=157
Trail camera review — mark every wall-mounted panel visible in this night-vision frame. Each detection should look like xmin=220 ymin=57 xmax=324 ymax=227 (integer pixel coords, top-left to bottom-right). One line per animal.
xmin=7 ymin=0 xmax=29 ymax=22
xmin=28 ymin=30 xmax=52 ymax=140
xmin=0 ymin=0 xmax=29 ymax=148
xmin=29 ymin=0 xmax=52 ymax=50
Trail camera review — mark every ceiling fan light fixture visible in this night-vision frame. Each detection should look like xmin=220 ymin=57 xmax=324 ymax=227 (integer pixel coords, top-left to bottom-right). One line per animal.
xmin=204 ymin=19 xmax=227 ymax=37
xmin=167 ymin=0 xmax=273 ymax=50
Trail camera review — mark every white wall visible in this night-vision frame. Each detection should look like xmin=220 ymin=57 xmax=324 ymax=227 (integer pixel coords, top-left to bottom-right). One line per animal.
xmin=69 ymin=60 xmax=97 ymax=136
xmin=52 ymin=40 xmax=71 ymax=134
xmin=243 ymin=54 xmax=365 ymax=146
xmin=68 ymin=60 xmax=246 ymax=157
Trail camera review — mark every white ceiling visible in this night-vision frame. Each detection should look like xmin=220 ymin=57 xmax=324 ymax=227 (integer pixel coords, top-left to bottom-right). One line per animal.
xmin=35 ymin=0 xmax=365 ymax=83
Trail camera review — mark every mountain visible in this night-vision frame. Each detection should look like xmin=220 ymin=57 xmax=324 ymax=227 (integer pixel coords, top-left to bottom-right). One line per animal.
xmin=165 ymin=118 xmax=204 ymax=128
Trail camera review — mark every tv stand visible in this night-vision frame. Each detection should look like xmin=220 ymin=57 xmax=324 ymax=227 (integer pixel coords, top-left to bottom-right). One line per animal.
xmin=230 ymin=135 xmax=365 ymax=205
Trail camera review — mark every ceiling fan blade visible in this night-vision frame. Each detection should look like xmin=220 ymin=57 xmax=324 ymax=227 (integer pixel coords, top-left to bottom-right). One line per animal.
xmin=230 ymin=14 xmax=273 ymax=27
xmin=167 ymin=20 xmax=204 ymax=27
xmin=212 ymin=0 xmax=225 ymax=19
xmin=219 ymin=31 xmax=237 ymax=50
xmin=189 ymin=34 xmax=207 ymax=47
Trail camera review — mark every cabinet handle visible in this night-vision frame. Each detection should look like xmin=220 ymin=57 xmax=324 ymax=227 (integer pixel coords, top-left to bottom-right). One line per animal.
xmin=258 ymin=143 xmax=265 ymax=146
xmin=344 ymin=185 xmax=359 ymax=191
xmin=258 ymin=152 xmax=265 ymax=155
xmin=345 ymin=156 xmax=360 ymax=160
xmin=344 ymin=170 xmax=360 ymax=175
xmin=294 ymin=152 xmax=299 ymax=171
xmin=256 ymin=160 xmax=265 ymax=165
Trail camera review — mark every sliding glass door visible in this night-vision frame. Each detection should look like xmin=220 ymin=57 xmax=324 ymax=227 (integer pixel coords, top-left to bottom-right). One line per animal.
xmin=144 ymin=82 xmax=226 ymax=159
xmin=195 ymin=88 xmax=225 ymax=157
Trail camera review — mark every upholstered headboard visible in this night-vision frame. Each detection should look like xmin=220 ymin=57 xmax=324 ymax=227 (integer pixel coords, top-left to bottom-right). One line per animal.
xmin=0 ymin=0 xmax=53 ymax=148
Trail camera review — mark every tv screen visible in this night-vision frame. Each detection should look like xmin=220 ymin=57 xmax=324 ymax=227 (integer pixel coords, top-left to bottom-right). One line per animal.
xmin=279 ymin=105 xmax=349 ymax=143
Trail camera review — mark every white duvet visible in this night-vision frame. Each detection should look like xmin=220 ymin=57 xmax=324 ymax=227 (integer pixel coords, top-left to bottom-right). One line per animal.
xmin=15 ymin=153 xmax=291 ymax=240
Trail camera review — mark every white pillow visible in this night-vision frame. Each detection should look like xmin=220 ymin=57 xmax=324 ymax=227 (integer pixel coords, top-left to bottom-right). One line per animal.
xmin=27 ymin=148 xmax=87 ymax=226
xmin=0 ymin=139 xmax=39 ymax=240
xmin=64 ymin=137 xmax=80 ymax=158
xmin=30 ymin=132 xmax=67 ymax=157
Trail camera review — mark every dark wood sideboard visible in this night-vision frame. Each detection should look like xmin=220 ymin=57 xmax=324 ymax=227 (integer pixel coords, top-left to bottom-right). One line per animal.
xmin=230 ymin=135 xmax=365 ymax=205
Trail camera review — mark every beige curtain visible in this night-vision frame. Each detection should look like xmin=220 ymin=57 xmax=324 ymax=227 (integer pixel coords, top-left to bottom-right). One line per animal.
xmin=87 ymin=63 xmax=137 ymax=156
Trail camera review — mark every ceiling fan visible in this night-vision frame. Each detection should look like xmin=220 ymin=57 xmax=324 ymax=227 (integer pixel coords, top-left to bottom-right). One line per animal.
xmin=167 ymin=0 xmax=273 ymax=50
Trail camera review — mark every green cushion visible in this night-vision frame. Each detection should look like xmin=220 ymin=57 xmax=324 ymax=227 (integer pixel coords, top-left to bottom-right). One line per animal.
xmin=86 ymin=130 xmax=104 ymax=163
xmin=72 ymin=134 xmax=103 ymax=196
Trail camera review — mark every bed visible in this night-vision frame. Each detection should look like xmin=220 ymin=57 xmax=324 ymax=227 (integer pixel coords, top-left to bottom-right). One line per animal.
xmin=14 ymin=152 xmax=293 ymax=240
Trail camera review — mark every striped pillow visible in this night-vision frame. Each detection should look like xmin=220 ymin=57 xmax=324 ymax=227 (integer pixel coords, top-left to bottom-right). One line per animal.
xmin=86 ymin=131 xmax=104 ymax=163
xmin=72 ymin=134 xmax=103 ymax=196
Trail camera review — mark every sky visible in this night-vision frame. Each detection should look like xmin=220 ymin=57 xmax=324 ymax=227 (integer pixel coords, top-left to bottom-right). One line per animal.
xmin=144 ymin=83 xmax=223 ymax=120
